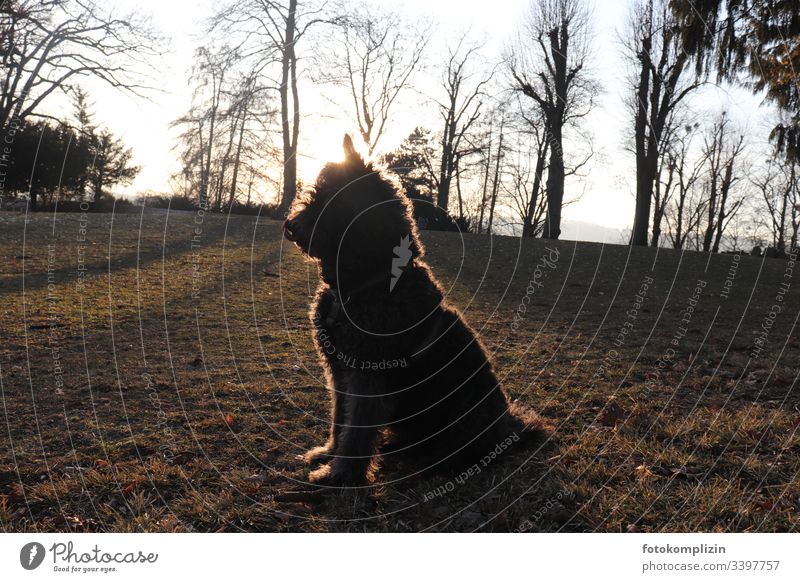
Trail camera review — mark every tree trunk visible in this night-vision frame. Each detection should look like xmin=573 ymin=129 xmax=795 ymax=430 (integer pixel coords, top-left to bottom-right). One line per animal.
xmin=778 ymin=181 xmax=788 ymax=253
xmin=437 ymin=119 xmax=456 ymax=211
xmin=632 ymin=96 xmax=662 ymax=245
xmin=541 ymin=24 xmax=570 ymax=241
xmin=486 ymin=119 xmax=504 ymax=235
xmin=651 ymin=207 xmax=663 ymax=247
xmin=454 ymin=158 xmax=464 ymax=220
xmin=712 ymin=160 xmax=734 ymax=253
xmin=229 ymin=106 xmax=247 ymax=208
xmin=93 ymin=162 xmax=105 ymax=203
xmin=674 ymin=189 xmax=686 ymax=249
xmin=217 ymin=103 xmax=241 ymax=210
xmin=279 ymin=0 xmax=299 ymax=212
xmin=202 ymin=97 xmax=218 ymax=210
xmin=703 ymin=183 xmax=717 ymax=252
xmin=522 ymin=189 xmax=539 ymax=238
xmin=651 ymin=157 xmax=674 ymax=247
xmin=477 ymin=130 xmax=492 ymax=234
xmin=702 ymin=132 xmax=721 ymax=252
xmin=522 ymin=142 xmax=548 ymax=237
xmin=631 ymin=21 xmax=653 ymax=247
xmin=542 ymin=124 xmax=563 ymax=239
xmin=632 ymin=162 xmax=656 ymax=245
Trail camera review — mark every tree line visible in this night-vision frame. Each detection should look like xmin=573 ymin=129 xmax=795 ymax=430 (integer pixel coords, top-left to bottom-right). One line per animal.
xmin=165 ymin=0 xmax=800 ymax=253
xmin=0 ymin=88 xmax=138 ymax=209
xmin=1 ymin=0 xmax=150 ymax=208
xmin=1 ymin=0 xmax=798 ymax=254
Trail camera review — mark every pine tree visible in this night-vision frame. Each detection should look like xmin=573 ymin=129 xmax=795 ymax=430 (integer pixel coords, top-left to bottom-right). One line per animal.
xmin=671 ymin=0 xmax=800 ymax=158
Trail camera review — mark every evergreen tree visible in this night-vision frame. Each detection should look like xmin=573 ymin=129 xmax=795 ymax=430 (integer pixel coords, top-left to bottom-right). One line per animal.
xmin=671 ymin=0 xmax=800 ymax=158
xmin=89 ymin=129 xmax=139 ymax=202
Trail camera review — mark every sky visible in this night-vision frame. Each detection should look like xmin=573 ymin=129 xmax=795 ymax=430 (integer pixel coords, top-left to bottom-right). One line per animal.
xmin=77 ymin=0 xmax=772 ymax=233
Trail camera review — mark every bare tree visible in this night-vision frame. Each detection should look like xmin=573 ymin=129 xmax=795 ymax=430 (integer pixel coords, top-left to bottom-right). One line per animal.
xmin=509 ymin=0 xmax=596 ymax=239
xmin=193 ymin=46 xmax=237 ymax=209
xmin=476 ymin=123 xmax=493 ymax=234
xmin=485 ymin=112 xmax=507 ymax=235
xmin=623 ymin=0 xmax=702 ymax=246
xmin=475 ymin=107 xmax=510 ymax=235
xmin=0 ymin=0 xmax=159 ymax=135
xmin=792 ymin=184 xmax=800 ymax=253
xmin=432 ymin=35 xmax=493 ymax=212
xmin=507 ymin=98 xmax=550 ymax=236
xmin=663 ymin=122 xmax=707 ymax=249
xmin=211 ymin=0 xmax=332 ymax=211
xmin=173 ymin=55 xmax=277 ymax=210
xmin=752 ymin=155 xmax=798 ymax=255
xmin=225 ymin=75 xmax=267 ymax=207
xmin=319 ymin=2 xmax=429 ymax=155
xmin=650 ymin=111 xmax=682 ymax=246
xmin=450 ymin=129 xmax=489 ymax=226
xmin=503 ymin=137 xmax=549 ymax=237
xmin=700 ymin=111 xmax=746 ymax=253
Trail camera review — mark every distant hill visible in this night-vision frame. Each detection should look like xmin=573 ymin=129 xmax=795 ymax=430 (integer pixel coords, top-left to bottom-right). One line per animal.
xmin=559 ymin=219 xmax=629 ymax=244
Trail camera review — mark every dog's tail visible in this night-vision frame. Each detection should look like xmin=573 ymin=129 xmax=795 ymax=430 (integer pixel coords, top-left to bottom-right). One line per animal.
xmin=507 ymin=401 xmax=553 ymax=446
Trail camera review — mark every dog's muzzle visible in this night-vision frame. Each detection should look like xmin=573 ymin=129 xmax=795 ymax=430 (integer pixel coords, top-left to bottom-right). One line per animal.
xmin=282 ymin=218 xmax=301 ymax=242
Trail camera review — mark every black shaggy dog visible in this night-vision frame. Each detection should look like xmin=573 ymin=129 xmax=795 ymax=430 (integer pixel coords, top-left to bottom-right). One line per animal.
xmin=283 ymin=136 xmax=549 ymax=486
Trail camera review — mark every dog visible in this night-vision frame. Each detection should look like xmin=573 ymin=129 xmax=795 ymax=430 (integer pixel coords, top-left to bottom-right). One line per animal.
xmin=282 ymin=135 xmax=549 ymax=487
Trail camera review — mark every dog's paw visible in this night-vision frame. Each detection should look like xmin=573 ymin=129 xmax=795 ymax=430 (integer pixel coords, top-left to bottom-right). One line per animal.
xmin=303 ymin=444 xmax=334 ymax=467
xmin=308 ymin=463 xmax=366 ymax=488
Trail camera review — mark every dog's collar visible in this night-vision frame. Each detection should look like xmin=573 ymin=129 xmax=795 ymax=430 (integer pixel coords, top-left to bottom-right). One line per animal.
xmin=328 ymin=258 xmax=419 ymax=303
xmin=325 ymin=267 xmax=404 ymax=326
xmin=325 ymin=267 xmax=445 ymax=361
xmin=328 ymin=274 xmax=398 ymax=317
xmin=324 ymin=277 xmax=377 ymax=327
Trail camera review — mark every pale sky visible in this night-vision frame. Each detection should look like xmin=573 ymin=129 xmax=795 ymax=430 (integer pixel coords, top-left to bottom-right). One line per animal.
xmin=75 ymin=0 xmax=771 ymax=232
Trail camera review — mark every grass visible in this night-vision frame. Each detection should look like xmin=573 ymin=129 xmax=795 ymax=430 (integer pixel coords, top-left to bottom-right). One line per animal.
xmin=0 ymin=209 xmax=798 ymax=532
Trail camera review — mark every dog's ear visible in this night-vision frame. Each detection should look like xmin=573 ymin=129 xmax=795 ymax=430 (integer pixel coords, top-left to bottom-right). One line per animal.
xmin=342 ymin=134 xmax=365 ymax=167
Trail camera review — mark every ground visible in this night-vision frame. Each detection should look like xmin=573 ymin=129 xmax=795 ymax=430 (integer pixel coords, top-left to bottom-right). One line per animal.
xmin=0 ymin=210 xmax=798 ymax=532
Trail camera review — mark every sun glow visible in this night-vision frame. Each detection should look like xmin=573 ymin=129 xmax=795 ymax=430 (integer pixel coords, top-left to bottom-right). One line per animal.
xmin=298 ymin=121 xmax=370 ymax=180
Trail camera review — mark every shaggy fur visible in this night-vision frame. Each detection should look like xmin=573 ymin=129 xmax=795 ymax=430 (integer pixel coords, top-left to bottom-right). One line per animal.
xmin=283 ymin=136 xmax=549 ymax=487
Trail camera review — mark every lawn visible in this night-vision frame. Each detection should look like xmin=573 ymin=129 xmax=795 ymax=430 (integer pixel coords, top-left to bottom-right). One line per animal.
xmin=1 ymin=209 xmax=798 ymax=532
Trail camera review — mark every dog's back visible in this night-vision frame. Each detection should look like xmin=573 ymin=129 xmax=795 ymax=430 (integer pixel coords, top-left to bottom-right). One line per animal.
xmin=338 ymin=262 xmax=549 ymax=470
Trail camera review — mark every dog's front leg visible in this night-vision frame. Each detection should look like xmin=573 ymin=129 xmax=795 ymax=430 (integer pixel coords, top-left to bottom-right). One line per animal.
xmin=304 ymin=367 xmax=347 ymax=466
xmin=309 ymin=374 xmax=391 ymax=487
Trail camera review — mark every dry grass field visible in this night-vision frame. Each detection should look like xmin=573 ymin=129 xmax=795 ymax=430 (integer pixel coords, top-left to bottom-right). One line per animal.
xmin=1 ymin=209 xmax=798 ymax=532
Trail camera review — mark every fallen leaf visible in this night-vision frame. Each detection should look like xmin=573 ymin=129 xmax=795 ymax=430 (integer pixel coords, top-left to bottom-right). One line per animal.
xmin=597 ymin=400 xmax=626 ymax=427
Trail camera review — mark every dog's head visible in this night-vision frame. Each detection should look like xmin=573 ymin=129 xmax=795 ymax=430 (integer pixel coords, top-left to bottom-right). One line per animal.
xmin=283 ymin=135 xmax=422 ymax=288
